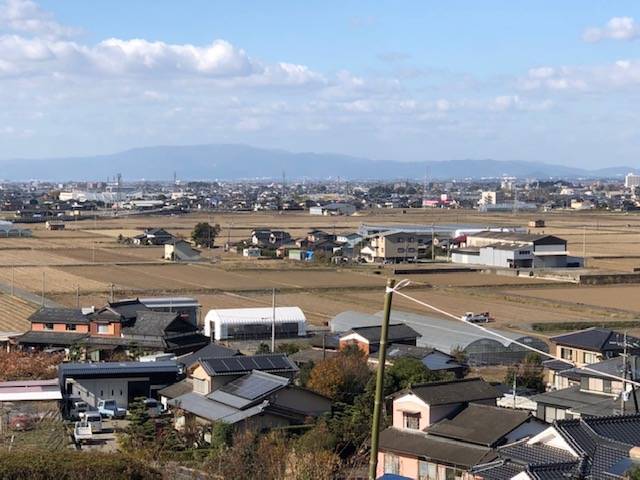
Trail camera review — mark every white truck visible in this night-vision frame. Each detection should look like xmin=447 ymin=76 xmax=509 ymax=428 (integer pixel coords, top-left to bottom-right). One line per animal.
xmin=73 ymin=420 xmax=93 ymax=444
xmin=461 ymin=312 xmax=492 ymax=324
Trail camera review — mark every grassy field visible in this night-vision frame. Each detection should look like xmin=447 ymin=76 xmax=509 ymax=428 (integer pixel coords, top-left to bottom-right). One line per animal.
xmin=3 ymin=208 xmax=640 ymax=336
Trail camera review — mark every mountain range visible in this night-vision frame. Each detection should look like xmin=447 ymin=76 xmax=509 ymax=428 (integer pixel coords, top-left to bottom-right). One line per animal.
xmin=0 ymin=144 xmax=636 ymax=181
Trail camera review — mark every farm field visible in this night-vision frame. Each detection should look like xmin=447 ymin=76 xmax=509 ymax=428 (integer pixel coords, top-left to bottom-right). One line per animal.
xmin=4 ymin=208 xmax=640 ymax=335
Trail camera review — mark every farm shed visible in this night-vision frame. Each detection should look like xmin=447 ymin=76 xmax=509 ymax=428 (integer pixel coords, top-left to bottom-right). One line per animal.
xmin=203 ymin=307 xmax=307 ymax=341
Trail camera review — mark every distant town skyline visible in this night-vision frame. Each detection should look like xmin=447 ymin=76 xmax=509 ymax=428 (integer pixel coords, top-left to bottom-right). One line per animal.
xmin=1 ymin=0 xmax=639 ymax=168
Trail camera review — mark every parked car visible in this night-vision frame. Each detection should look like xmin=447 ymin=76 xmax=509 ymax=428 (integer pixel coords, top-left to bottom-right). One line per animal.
xmin=460 ymin=312 xmax=492 ymax=323
xmin=69 ymin=399 xmax=90 ymax=420
xmin=9 ymin=414 xmax=33 ymax=431
xmin=73 ymin=421 xmax=93 ymax=444
xmin=79 ymin=410 xmax=103 ymax=433
xmin=97 ymin=399 xmax=126 ymax=419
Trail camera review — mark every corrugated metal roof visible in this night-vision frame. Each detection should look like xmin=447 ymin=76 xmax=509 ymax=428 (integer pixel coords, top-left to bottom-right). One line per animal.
xmin=59 ymin=360 xmax=179 ymax=377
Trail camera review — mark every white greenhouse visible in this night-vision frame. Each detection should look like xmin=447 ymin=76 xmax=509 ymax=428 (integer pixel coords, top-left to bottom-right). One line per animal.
xmin=204 ymin=307 xmax=307 ymax=341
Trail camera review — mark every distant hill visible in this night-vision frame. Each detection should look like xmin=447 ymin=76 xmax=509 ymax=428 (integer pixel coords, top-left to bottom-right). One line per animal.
xmin=0 ymin=144 xmax=637 ymax=181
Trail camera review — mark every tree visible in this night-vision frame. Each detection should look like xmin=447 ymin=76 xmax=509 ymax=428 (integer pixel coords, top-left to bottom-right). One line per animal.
xmin=0 ymin=351 xmax=64 ymax=381
xmin=122 ymin=397 xmax=156 ymax=449
xmin=384 ymin=357 xmax=454 ymax=396
xmin=256 ymin=342 xmax=271 ymax=354
xmin=191 ymin=222 xmax=221 ymax=248
xmin=505 ymin=352 xmax=545 ymax=393
xmin=276 ymin=342 xmax=301 ymax=355
xmin=307 ymin=349 xmax=371 ymax=403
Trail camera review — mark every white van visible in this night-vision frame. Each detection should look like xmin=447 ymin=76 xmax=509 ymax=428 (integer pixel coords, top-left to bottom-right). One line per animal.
xmin=79 ymin=410 xmax=103 ymax=433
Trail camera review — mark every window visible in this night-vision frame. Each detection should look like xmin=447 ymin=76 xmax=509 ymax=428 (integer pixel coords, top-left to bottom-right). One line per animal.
xmin=583 ymin=352 xmax=598 ymax=364
xmin=97 ymin=324 xmax=110 ymax=334
xmin=544 ymin=406 xmax=566 ymax=423
xmin=418 ymin=238 xmax=424 ymax=244
xmin=44 ymin=323 xmax=54 ymax=331
xmin=603 ymin=379 xmax=612 ymax=394
xmin=445 ymin=466 xmax=463 ymax=480
xmin=408 ymin=237 xmax=415 ymax=242
xmin=519 ymin=250 xmax=530 ymax=255
xmin=384 ymin=453 xmax=400 ymax=475
xmin=397 ymin=237 xmax=405 ymax=243
xmin=408 ymin=248 xmax=416 ymax=253
xmin=560 ymin=347 xmax=573 ymax=361
xmin=403 ymin=412 xmax=420 ymax=430
xmin=66 ymin=324 xmax=76 ymax=331
xmin=419 ymin=460 xmax=437 ymax=480
xmin=397 ymin=248 xmax=405 ymax=253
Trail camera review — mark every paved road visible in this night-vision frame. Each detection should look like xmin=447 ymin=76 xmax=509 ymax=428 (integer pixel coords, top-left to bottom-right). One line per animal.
xmin=0 ymin=278 xmax=62 ymax=308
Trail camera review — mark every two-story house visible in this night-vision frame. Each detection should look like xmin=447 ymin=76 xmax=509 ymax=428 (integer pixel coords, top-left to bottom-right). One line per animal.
xmin=338 ymin=323 xmax=421 ymax=355
xmin=377 ymin=378 xmax=546 ymax=479
xmin=534 ymin=355 xmax=640 ymax=421
xmin=360 ymin=230 xmax=433 ymax=264
xmin=544 ymin=328 xmax=640 ymax=390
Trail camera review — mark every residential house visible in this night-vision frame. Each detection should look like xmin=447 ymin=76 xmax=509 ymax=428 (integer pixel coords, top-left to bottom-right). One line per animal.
xmin=473 ymin=414 xmax=640 ymax=479
xmin=377 ymin=378 xmax=545 ymax=479
xmin=187 ymin=354 xmax=299 ymax=394
xmin=550 ymin=327 xmax=640 ymax=367
xmin=338 ymin=323 xmax=421 ymax=355
xmin=133 ymin=228 xmax=176 ymax=246
xmin=370 ymin=344 xmax=465 ymax=378
xmin=168 ymin=369 xmax=330 ymax=437
xmin=360 ymin=230 xmax=433 ymax=263
xmin=18 ymin=300 xmax=209 ymax=359
xmin=534 ymin=355 xmax=640 ymax=421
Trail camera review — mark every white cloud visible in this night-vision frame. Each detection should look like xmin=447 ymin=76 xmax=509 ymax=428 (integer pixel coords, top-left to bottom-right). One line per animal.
xmin=520 ymin=60 xmax=640 ymax=91
xmin=583 ymin=16 xmax=640 ymax=42
xmin=0 ymin=0 xmax=77 ymax=38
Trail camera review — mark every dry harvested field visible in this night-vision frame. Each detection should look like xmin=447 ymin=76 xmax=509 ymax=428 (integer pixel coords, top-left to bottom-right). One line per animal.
xmin=0 ymin=293 xmax=38 ymax=332
xmin=507 ymin=285 xmax=640 ymax=313
xmin=3 ymin=208 xmax=640 ymax=335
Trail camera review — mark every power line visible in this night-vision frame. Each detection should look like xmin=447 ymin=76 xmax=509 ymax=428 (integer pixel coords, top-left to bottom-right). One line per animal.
xmin=388 ymin=281 xmax=640 ymax=388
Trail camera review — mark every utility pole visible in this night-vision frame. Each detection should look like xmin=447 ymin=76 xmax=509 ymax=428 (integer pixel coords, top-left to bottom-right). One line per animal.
xmin=368 ymin=278 xmax=396 ymax=480
xmin=41 ymin=271 xmax=45 ymax=306
xmin=622 ymin=332 xmax=629 ymax=414
xmin=110 ymin=283 xmax=114 ymax=303
xmin=271 ymin=288 xmax=276 ymax=353
xmin=10 ymin=265 xmax=14 ymax=297
xmin=431 ymin=223 xmax=435 ymax=261
xmin=583 ymin=225 xmax=587 ymax=258
xmin=76 ymin=285 xmax=80 ymax=308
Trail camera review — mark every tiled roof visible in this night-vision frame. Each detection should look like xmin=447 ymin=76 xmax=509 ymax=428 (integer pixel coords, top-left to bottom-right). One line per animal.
xmin=392 ymin=378 xmax=499 ymax=406
xmin=550 ymin=328 xmax=640 ymax=352
xmin=426 ymin=404 xmax=532 ymax=447
xmin=177 ymin=342 xmax=241 ymax=368
xmin=17 ymin=330 xmax=88 ymax=346
xmin=378 ymin=427 xmax=496 ymax=469
xmin=28 ymin=307 xmax=88 ymax=324
xmin=497 ymin=440 xmax=575 ymax=466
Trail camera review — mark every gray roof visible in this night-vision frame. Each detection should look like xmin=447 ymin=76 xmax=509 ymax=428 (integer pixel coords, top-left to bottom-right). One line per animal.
xmin=177 ymin=342 xmax=240 ymax=368
xmin=467 ymin=232 xmax=565 ymax=244
xmin=330 ymin=310 xmax=380 ymax=333
xmin=121 ymin=311 xmax=182 ymax=336
xmin=426 ymin=404 xmax=532 ymax=447
xmin=157 ymin=379 xmax=193 ymax=399
xmin=559 ymin=355 xmax=640 ymax=382
xmin=168 ymin=392 xmax=268 ymax=423
xmin=392 ymin=378 xmax=499 ymax=406
xmin=345 ymin=323 xmax=421 ymax=343
xmin=17 ymin=330 xmax=88 ymax=346
xmin=379 ymin=427 xmax=496 ymax=469
xmin=28 ymin=307 xmax=88 ymax=324
xmin=59 ymin=360 xmax=179 ymax=378
xmin=551 ymin=327 xmax=640 ymax=352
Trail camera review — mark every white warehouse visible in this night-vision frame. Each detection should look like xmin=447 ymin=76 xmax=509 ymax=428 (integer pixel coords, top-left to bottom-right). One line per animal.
xmin=204 ymin=307 xmax=307 ymax=341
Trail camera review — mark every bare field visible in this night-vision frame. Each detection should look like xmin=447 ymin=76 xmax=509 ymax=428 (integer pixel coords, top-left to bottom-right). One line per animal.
xmin=398 ymin=272 xmax=551 ymax=287
xmin=506 ymin=285 xmax=640 ymax=313
xmin=0 ymin=293 xmax=36 ymax=332
xmin=0 ymin=266 xmax=110 ymax=294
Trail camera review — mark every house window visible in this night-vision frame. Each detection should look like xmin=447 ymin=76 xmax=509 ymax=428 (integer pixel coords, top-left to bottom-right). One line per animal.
xmin=403 ymin=412 xmax=420 ymax=430
xmin=418 ymin=238 xmax=424 ymax=244
xmin=66 ymin=324 xmax=76 ymax=331
xmin=445 ymin=466 xmax=463 ymax=480
xmin=397 ymin=237 xmax=405 ymax=243
xmin=44 ymin=323 xmax=54 ymax=331
xmin=408 ymin=237 xmax=415 ymax=242
xmin=384 ymin=453 xmax=400 ymax=475
xmin=408 ymin=248 xmax=416 ymax=253
xmin=419 ymin=460 xmax=437 ymax=480
xmin=560 ymin=347 xmax=573 ymax=361
xmin=544 ymin=406 xmax=566 ymax=423
xmin=97 ymin=324 xmax=110 ymax=334
xmin=397 ymin=248 xmax=405 ymax=253
xmin=583 ymin=352 xmax=598 ymax=364
xmin=603 ymin=379 xmax=612 ymax=394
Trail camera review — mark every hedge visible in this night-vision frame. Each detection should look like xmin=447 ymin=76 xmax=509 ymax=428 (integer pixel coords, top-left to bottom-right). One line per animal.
xmin=0 ymin=450 xmax=162 ymax=480
xmin=532 ymin=320 xmax=640 ymax=333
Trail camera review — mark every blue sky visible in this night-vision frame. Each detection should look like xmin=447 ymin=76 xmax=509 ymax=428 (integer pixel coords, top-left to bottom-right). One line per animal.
xmin=2 ymin=0 xmax=640 ymax=167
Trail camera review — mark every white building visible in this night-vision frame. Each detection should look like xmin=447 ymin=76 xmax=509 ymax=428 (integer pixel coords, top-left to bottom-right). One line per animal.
xmin=203 ymin=307 xmax=307 ymax=341
xmin=625 ymin=172 xmax=640 ymax=189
